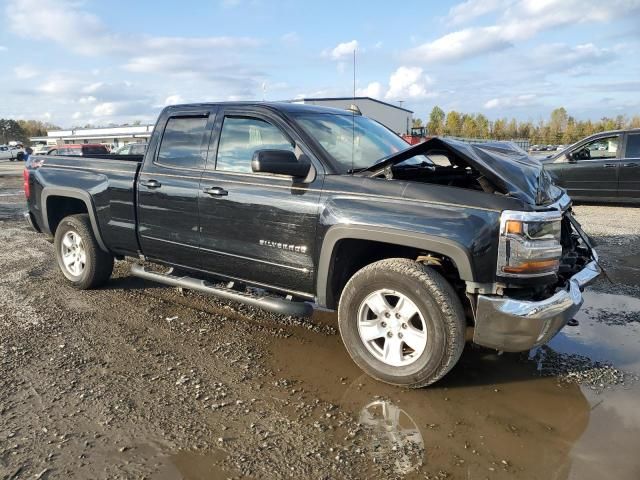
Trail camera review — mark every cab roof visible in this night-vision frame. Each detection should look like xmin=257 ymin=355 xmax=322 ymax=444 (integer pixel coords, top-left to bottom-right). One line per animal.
xmin=164 ymin=101 xmax=356 ymax=116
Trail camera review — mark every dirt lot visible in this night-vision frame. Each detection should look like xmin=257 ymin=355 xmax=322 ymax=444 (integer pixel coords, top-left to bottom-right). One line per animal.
xmin=1 ymin=166 xmax=640 ymax=479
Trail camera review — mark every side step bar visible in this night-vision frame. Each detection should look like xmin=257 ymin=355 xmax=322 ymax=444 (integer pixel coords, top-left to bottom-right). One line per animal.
xmin=130 ymin=264 xmax=313 ymax=317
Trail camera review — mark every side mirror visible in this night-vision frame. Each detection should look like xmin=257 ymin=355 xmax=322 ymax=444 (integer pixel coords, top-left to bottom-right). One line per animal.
xmin=567 ymin=152 xmax=577 ymax=163
xmin=251 ymin=149 xmax=311 ymax=178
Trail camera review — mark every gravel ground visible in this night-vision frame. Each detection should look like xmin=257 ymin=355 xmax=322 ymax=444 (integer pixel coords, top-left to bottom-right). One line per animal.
xmin=1 ymin=174 xmax=639 ymax=479
xmin=572 ymin=204 xmax=640 ymax=297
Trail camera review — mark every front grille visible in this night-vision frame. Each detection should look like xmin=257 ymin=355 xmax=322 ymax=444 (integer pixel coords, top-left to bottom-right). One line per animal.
xmin=558 ymin=212 xmax=591 ymax=281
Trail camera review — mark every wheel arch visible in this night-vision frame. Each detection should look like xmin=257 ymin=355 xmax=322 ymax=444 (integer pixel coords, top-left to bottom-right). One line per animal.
xmin=42 ymin=187 xmax=108 ymax=252
xmin=316 ymin=225 xmax=474 ymax=309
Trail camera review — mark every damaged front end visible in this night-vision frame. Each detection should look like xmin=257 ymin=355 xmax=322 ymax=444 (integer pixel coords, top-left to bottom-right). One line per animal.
xmin=362 ymin=136 xmax=600 ymax=352
xmin=472 ymin=202 xmax=600 ymax=352
xmin=362 ymin=137 xmax=563 ymax=206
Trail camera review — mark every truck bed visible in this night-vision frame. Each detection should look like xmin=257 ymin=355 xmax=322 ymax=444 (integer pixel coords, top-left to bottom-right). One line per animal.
xmin=33 ymin=154 xmax=143 ymax=256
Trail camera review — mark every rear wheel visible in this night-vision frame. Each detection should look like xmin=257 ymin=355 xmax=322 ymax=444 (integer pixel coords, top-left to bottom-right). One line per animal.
xmin=338 ymin=258 xmax=466 ymax=388
xmin=54 ymin=214 xmax=114 ymax=289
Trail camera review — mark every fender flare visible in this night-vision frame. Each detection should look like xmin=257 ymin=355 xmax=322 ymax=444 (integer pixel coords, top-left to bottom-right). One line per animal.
xmin=316 ymin=225 xmax=475 ymax=307
xmin=41 ymin=187 xmax=109 ymax=252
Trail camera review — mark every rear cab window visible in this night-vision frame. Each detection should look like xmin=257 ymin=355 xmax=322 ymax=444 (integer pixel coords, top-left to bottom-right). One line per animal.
xmin=156 ymin=116 xmax=209 ymax=170
xmin=82 ymin=145 xmax=109 ymax=155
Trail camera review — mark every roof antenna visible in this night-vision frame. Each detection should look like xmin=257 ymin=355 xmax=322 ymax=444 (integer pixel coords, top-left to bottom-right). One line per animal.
xmin=351 ymin=48 xmax=356 ymax=175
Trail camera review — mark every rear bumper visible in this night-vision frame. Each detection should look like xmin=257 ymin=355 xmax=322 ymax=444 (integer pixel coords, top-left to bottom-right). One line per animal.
xmin=24 ymin=211 xmax=41 ymax=233
xmin=472 ymin=253 xmax=601 ymax=352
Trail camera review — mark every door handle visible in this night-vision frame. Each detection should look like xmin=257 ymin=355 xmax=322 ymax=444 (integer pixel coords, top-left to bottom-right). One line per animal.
xmin=140 ymin=179 xmax=162 ymax=189
xmin=623 ymin=162 xmax=638 ymax=167
xmin=203 ymin=186 xmax=228 ymax=197
xmin=603 ymin=163 xmax=617 ymax=168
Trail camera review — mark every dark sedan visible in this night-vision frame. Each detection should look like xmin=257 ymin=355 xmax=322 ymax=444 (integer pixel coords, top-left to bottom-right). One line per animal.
xmin=543 ymin=129 xmax=640 ymax=203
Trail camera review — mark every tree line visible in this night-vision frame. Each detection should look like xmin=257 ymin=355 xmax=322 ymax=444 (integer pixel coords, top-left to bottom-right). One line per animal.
xmin=414 ymin=107 xmax=640 ymax=145
xmin=0 ymin=119 xmax=61 ymax=145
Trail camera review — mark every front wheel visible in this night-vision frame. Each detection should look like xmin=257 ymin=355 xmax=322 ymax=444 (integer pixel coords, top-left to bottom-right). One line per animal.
xmin=54 ymin=214 xmax=114 ymax=289
xmin=338 ymin=258 xmax=466 ymax=388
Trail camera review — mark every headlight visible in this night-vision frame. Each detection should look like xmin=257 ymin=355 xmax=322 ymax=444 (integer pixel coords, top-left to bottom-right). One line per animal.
xmin=497 ymin=210 xmax=563 ymax=277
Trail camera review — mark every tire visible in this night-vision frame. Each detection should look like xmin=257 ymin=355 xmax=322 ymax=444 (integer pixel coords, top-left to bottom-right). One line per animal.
xmin=54 ymin=214 xmax=114 ymax=289
xmin=338 ymin=258 xmax=466 ymax=388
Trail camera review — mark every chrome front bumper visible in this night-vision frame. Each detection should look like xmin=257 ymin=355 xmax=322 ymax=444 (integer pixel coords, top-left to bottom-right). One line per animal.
xmin=473 ymin=255 xmax=601 ymax=352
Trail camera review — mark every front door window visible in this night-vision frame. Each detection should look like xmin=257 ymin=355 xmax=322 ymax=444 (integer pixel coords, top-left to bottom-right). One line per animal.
xmin=573 ymin=136 xmax=619 ymax=161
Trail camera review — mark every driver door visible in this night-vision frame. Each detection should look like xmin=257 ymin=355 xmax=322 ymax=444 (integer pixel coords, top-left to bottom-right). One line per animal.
xmin=554 ymin=134 xmax=621 ymax=201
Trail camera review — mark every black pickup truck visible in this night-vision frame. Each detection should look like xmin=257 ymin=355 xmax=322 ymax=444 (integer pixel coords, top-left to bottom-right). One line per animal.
xmin=24 ymin=102 xmax=600 ymax=387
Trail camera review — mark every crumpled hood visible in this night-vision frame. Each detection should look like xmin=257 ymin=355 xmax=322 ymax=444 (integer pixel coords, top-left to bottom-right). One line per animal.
xmin=364 ymin=137 xmax=563 ymax=206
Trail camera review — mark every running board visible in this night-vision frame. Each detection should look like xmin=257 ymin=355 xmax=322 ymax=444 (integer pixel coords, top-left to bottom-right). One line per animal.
xmin=130 ymin=264 xmax=313 ymax=317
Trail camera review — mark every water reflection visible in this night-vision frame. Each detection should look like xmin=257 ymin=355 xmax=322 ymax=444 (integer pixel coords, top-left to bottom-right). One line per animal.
xmin=358 ymin=400 xmax=424 ymax=475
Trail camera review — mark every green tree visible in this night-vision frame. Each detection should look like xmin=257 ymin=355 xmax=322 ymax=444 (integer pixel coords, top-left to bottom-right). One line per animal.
xmin=444 ymin=111 xmax=462 ymax=136
xmin=491 ymin=118 xmax=507 ymax=139
xmin=412 ymin=118 xmax=423 ymax=128
xmin=460 ymin=114 xmax=477 ymax=138
xmin=427 ymin=106 xmax=445 ymax=136
xmin=506 ymin=118 xmax=518 ymax=139
xmin=0 ymin=119 xmax=27 ymax=144
xmin=475 ymin=114 xmax=489 ymax=138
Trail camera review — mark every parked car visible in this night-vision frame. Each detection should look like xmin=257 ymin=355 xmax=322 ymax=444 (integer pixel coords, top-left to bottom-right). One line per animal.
xmin=23 ymin=102 xmax=599 ymax=387
xmin=32 ymin=144 xmax=54 ymax=156
xmin=0 ymin=145 xmax=16 ymax=161
xmin=47 ymin=144 xmax=110 ymax=156
xmin=543 ymin=129 xmax=640 ymax=203
xmin=113 ymin=143 xmax=147 ymax=155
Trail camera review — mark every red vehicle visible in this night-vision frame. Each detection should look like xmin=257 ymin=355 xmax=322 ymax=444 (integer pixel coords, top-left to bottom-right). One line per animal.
xmin=402 ymin=127 xmax=429 ymax=145
xmin=47 ymin=144 xmax=110 ymax=156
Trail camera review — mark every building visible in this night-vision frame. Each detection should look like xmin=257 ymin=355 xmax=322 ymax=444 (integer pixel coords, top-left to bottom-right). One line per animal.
xmin=293 ymin=97 xmax=413 ymax=135
xmin=30 ymin=124 xmax=154 ymax=148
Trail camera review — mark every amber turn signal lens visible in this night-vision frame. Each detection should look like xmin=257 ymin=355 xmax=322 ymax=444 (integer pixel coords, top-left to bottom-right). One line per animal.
xmin=505 ymin=220 xmax=523 ymax=235
xmin=503 ymin=259 xmax=560 ymax=274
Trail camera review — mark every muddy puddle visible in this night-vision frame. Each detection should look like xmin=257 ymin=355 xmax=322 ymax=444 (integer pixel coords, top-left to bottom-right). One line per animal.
xmin=260 ymin=289 xmax=640 ymax=479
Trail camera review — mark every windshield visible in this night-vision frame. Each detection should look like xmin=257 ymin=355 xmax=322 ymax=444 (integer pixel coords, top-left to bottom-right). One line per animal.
xmin=294 ymin=113 xmax=419 ymax=172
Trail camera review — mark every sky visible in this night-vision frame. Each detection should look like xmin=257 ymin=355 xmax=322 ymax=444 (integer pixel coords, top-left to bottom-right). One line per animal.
xmin=1 ymin=0 xmax=639 ymax=127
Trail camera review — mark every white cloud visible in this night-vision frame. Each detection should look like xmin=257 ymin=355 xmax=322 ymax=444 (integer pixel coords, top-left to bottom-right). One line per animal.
xmin=37 ymin=76 xmax=82 ymax=95
xmin=356 ymin=82 xmax=384 ymax=99
xmin=14 ymin=65 xmax=38 ymax=79
xmin=323 ymin=40 xmax=358 ymax=60
xmin=354 ymin=67 xmax=435 ymax=101
xmin=410 ymin=0 xmax=640 ymax=63
xmin=531 ymin=43 xmax=615 ymax=73
xmin=447 ymin=0 xmax=512 ymax=25
xmin=281 ymin=32 xmax=300 ymax=46
xmin=72 ymin=112 xmax=82 ymax=120
xmin=0 ymin=46 xmax=8 ymax=51
xmin=385 ymin=66 xmax=434 ymax=100
xmin=78 ymin=96 xmax=97 ymax=104
xmin=408 ymin=26 xmax=509 ymax=63
xmin=484 ymin=94 xmax=537 ymax=109
xmin=164 ymin=95 xmax=185 ymax=106
xmin=6 ymin=0 xmax=261 ymax=76
xmin=92 ymin=103 xmax=117 ymax=117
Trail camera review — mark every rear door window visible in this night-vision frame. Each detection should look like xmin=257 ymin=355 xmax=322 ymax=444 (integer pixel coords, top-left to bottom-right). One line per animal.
xmin=156 ymin=116 xmax=208 ymax=170
xmin=625 ymin=134 xmax=640 ymax=158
